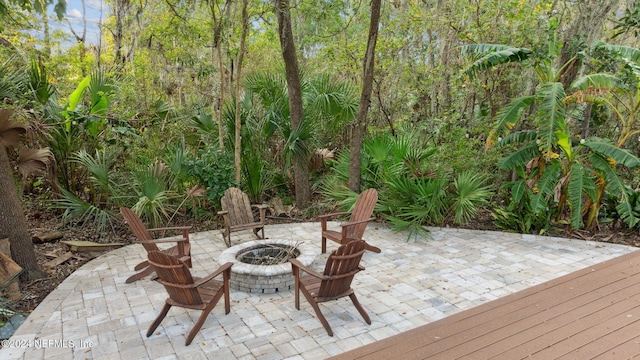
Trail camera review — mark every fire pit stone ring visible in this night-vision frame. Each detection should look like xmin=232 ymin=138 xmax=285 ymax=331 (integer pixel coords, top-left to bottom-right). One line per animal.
xmin=218 ymin=239 xmax=317 ymax=293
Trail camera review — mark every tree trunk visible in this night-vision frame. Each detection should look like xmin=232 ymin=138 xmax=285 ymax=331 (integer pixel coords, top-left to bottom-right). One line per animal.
xmin=348 ymin=0 xmax=381 ymax=193
xmin=113 ymin=0 xmax=130 ymax=65
xmin=558 ymin=0 xmax=620 ymax=88
xmin=0 ymin=145 xmax=45 ymax=281
xmin=211 ymin=0 xmax=232 ymax=150
xmin=234 ymin=0 xmax=249 ymax=182
xmin=275 ymin=0 xmax=310 ymax=208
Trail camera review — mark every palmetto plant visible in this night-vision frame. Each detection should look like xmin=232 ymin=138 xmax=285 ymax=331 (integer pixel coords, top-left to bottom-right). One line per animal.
xmin=131 ymin=161 xmax=176 ymax=227
xmin=450 ymin=171 xmax=493 ymax=224
xmin=57 ymin=149 xmax=117 ymax=235
xmin=323 ymin=131 xmax=493 ymax=240
xmin=219 ymin=71 xmax=358 ymax=201
xmin=464 ymin=21 xmax=640 ymax=231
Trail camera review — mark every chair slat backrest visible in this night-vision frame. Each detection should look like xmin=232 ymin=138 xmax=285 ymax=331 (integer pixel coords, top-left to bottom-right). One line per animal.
xmin=221 ymin=187 xmax=254 ymax=227
xmin=318 ymin=241 xmax=366 ymax=297
xmin=346 ymin=189 xmax=378 ymax=239
xmin=120 ymin=207 xmax=159 ymax=253
xmin=147 ymin=251 xmax=203 ymax=306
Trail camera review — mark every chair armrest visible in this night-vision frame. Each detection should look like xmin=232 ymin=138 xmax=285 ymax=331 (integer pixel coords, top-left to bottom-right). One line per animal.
xmin=318 ymin=212 xmax=351 ymax=221
xmin=193 ymin=262 xmax=233 ymax=287
xmin=340 ymin=217 xmax=375 ymax=228
xmin=319 ymin=211 xmax=352 ymax=231
xmin=147 ymin=226 xmax=192 ymax=233
xmin=217 ymin=211 xmax=228 ymax=215
xmin=290 ymin=259 xmax=325 ymax=279
xmin=138 ymin=237 xmax=188 ymax=244
xmin=343 ymin=237 xmax=381 ymax=253
xmin=252 ymin=204 xmax=269 ymax=222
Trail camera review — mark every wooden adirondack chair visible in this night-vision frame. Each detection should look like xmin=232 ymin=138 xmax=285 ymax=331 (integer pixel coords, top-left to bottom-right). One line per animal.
xmin=319 ymin=188 xmax=381 ymax=254
xmin=120 ymin=207 xmax=192 ymax=283
xmin=290 ymin=240 xmax=371 ymax=336
xmin=146 ymin=250 xmax=232 ymax=346
xmin=218 ymin=187 xmax=269 ymax=247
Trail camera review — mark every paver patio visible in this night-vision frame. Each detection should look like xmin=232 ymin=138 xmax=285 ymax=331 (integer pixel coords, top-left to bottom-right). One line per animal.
xmin=0 ymin=222 xmax=635 ymax=359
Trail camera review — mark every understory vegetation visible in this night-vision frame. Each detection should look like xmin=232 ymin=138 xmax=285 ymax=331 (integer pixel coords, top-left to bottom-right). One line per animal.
xmin=2 ymin=0 xmax=640 ymax=242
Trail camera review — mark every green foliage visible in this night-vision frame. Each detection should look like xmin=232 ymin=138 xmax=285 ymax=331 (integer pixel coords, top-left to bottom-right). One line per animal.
xmin=130 ymin=162 xmax=175 ymax=227
xmin=614 ymin=0 xmax=640 ymax=38
xmin=450 ymin=171 xmax=493 ymax=224
xmin=382 ymin=176 xmax=448 ymax=240
xmin=56 ymin=187 xmax=115 ymax=234
xmin=323 ymin=130 xmax=493 ymax=240
xmin=492 ymin=174 xmax=556 ymax=234
xmin=242 ymin=152 xmax=271 ymax=204
xmin=186 ymin=147 xmax=236 ymax=208
xmin=462 ymin=44 xmax=533 ymax=80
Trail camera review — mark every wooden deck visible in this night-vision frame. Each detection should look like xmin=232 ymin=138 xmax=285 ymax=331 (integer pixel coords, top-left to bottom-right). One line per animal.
xmin=330 ymin=250 xmax=640 ymax=360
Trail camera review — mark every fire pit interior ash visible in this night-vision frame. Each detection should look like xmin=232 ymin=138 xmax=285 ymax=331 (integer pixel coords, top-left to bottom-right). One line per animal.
xmin=236 ymin=244 xmax=300 ymax=265
xmin=219 ymin=239 xmax=316 ymax=294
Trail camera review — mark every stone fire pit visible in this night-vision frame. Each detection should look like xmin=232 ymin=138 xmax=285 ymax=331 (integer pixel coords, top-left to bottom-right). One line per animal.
xmin=219 ymin=239 xmax=316 ymax=293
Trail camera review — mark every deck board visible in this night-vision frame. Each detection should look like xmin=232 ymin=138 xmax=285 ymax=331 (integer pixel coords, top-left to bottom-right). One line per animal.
xmin=329 ymin=250 xmax=640 ymax=360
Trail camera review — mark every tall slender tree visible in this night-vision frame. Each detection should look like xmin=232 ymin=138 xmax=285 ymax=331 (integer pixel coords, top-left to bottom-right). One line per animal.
xmin=274 ymin=0 xmax=310 ymax=208
xmin=234 ymin=0 xmax=249 ymax=182
xmin=349 ymin=0 xmax=381 ymax=192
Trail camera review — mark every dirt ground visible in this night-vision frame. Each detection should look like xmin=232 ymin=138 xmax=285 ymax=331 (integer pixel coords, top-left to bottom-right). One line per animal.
xmin=12 ymin=207 xmax=640 ymax=315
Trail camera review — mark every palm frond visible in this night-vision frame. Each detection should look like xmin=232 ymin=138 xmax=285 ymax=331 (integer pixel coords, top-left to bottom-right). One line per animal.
xmin=497 ymin=143 xmax=541 ymax=170
xmin=17 ymin=147 xmax=53 ymax=178
xmin=595 ymin=42 xmax=640 ymax=63
xmin=535 ymin=82 xmax=566 ymax=158
xmin=582 ymin=137 xmax=640 ymax=168
xmin=530 ymin=160 xmax=561 ymax=214
xmin=29 ymin=58 xmax=56 ymax=106
xmin=281 ymin=117 xmax=313 ymax=170
xmin=56 ymin=188 xmax=114 ymax=234
xmin=73 ymin=149 xmax=114 ymax=195
xmin=305 ymin=74 xmax=358 ymax=127
xmin=0 ymin=57 xmax=28 ymax=102
xmin=131 ymin=162 xmax=176 ymax=226
xmin=487 ymin=96 xmax=535 ymax=148
xmin=571 ymin=73 xmax=621 ymax=91
xmin=462 ymin=45 xmax=533 ymax=80
xmin=0 ymin=109 xmax=26 ymax=148
xmin=88 ymin=69 xmax=115 ymax=116
xmin=567 ymin=163 xmax=588 ymax=229
xmin=591 ymin=154 xmax=639 ymax=228
xmin=450 ymin=171 xmax=492 ymax=224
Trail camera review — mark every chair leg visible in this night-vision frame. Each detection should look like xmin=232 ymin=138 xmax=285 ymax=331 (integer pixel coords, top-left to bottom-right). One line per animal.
xmin=308 ymin=301 xmax=333 ymax=337
xmin=223 ymin=269 xmax=231 ymax=314
xmin=147 ymin=302 xmax=172 ymax=337
xmin=349 ymin=293 xmax=371 ymax=325
xmin=185 ymin=307 xmax=214 ymax=346
xmin=298 ymin=287 xmax=333 ymax=336
xmin=253 ymin=226 xmax=265 ymax=239
xmin=291 ymin=266 xmax=300 ymax=309
xmin=126 ymin=266 xmax=154 ymax=283
xmin=222 ymin=229 xmax=231 ymax=248
xmin=321 ymin=236 xmax=327 ymax=254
